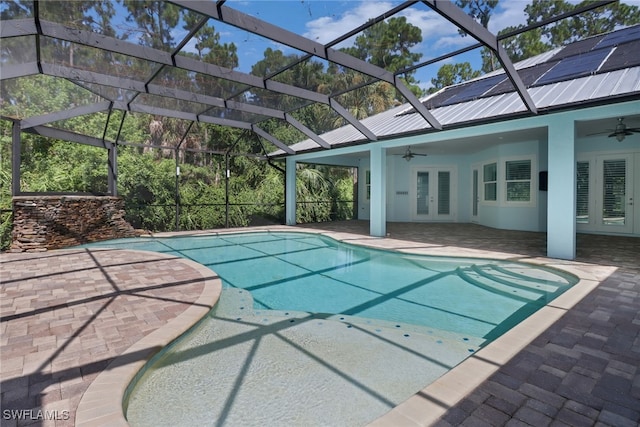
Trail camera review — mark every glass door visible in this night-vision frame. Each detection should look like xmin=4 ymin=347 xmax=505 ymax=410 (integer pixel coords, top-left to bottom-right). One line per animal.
xmin=416 ymin=171 xmax=430 ymax=216
xmin=600 ymin=156 xmax=632 ymax=231
xmin=576 ymin=154 xmax=634 ymax=233
xmin=412 ymin=167 xmax=455 ymax=221
xmin=472 ymin=168 xmax=479 ymax=221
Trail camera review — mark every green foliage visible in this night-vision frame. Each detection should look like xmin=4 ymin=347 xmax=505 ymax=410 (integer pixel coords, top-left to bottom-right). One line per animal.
xmin=429 ymin=63 xmax=481 ymax=93
xmin=15 ymin=137 xmax=108 ymax=194
xmin=295 ymin=164 xmax=355 ymax=223
xmin=435 ymin=0 xmax=640 ymax=86
xmin=0 ymin=122 xmax=14 ymax=250
xmin=500 ymin=0 xmax=640 ymax=70
xmin=116 ymin=147 xmax=175 ymax=230
xmin=341 ymin=16 xmax=424 ymax=97
xmin=525 ymin=0 xmax=640 ymax=45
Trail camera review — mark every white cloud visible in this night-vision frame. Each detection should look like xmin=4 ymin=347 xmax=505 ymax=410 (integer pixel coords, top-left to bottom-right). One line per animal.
xmin=303 ymin=1 xmax=401 ymax=44
xmin=399 ymin=7 xmax=458 ymax=39
xmin=489 ymin=2 xmax=529 ymax=33
xmin=303 ymin=1 xmax=479 ymax=58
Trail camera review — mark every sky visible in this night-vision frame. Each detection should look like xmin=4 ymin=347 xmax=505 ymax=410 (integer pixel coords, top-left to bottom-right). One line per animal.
xmin=218 ymin=0 xmax=536 ymax=90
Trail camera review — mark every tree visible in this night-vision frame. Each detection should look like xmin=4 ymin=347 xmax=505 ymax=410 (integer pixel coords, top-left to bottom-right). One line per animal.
xmin=501 ymin=0 xmax=640 ymax=63
xmin=121 ymin=1 xmax=180 ymax=50
xmin=526 ymin=0 xmax=640 ymax=45
xmin=250 ymin=48 xmax=324 ymax=112
xmin=456 ymin=0 xmax=500 ymax=72
xmin=498 ymin=26 xmax=548 ymax=64
xmin=181 ymin=11 xmax=239 ymax=101
xmin=347 ymin=17 xmax=422 ymax=72
xmin=322 ymin=71 xmax=397 ymax=120
xmin=429 ymin=63 xmax=481 ymax=93
xmin=341 ymin=16 xmax=424 ymax=96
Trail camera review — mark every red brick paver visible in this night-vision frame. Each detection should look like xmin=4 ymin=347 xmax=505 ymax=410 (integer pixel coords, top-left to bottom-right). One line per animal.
xmin=1 ymin=248 xmax=219 ymax=427
xmin=1 ymin=224 xmax=639 ymax=427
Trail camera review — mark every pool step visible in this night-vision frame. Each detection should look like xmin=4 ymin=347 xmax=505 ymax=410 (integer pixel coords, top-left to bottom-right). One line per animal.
xmin=488 ymin=264 xmax=573 ymax=291
xmin=456 ymin=266 xmax=547 ymax=303
xmin=470 ymin=264 xmax=568 ymax=295
xmin=213 ymin=289 xmax=488 ymax=351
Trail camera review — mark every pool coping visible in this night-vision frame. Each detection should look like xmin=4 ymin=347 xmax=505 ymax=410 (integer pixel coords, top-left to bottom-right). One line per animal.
xmin=368 ymin=262 xmax=604 ymax=426
xmin=74 ymin=251 xmax=223 ymax=427
xmin=73 ymin=226 xmax=612 ymax=426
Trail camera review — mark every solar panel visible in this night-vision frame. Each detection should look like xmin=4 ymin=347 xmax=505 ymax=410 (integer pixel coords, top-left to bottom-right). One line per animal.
xmin=440 ymin=74 xmax=506 ymax=106
xmin=535 ymin=48 xmax=612 ymax=85
xmin=550 ymin=35 xmax=604 ymax=61
xmin=484 ymin=62 xmax=557 ymax=96
xmin=599 ymin=39 xmax=640 ymax=72
xmin=408 ymin=24 xmax=640 ymax=114
xmin=596 ymin=24 xmax=640 ymax=49
xmin=421 ymin=85 xmax=469 ymax=109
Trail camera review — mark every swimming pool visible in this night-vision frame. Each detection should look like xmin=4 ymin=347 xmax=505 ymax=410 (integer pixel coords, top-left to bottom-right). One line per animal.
xmin=84 ymin=231 xmax=578 ymax=426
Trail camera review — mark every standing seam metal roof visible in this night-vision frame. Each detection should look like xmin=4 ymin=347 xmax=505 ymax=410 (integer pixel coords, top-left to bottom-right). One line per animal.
xmin=278 ymin=24 xmax=640 ymax=155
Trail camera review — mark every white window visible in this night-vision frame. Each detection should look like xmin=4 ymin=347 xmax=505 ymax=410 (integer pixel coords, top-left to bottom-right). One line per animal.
xmin=365 ymin=170 xmax=371 ymax=200
xmin=505 ymin=159 xmax=531 ymax=202
xmin=483 ymin=162 xmax=497 ymax=201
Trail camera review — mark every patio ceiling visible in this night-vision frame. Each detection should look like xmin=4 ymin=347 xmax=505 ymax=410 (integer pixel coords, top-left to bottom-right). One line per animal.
xmin=0 ymin=0 xmax=620 ymax=158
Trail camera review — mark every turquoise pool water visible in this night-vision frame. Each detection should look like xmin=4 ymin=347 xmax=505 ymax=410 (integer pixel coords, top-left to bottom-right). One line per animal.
xmin=86 ymin=231 xmax=577 ymax=341
xmin=85 ymin=231 xmax=579 ymax=426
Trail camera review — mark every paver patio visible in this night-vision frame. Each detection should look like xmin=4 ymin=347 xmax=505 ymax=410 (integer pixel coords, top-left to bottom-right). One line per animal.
xmin=1 ymin=222 xmax=638 ymax=426
xmin=1 ymin=248 xmax=221 ymax=427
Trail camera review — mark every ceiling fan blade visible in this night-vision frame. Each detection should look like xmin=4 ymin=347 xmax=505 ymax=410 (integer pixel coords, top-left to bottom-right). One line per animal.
xmin=608 ymin=131 xmax=634 ymax=138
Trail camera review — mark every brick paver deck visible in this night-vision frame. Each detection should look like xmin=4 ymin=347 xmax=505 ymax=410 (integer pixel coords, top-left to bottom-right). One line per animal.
xmin=303 ymin=222 xmax=640 ymax=426
xmin=1 ymin=222 xmax=638 ymax=426
xmin=1 ymin=248 xmax=221 ymax=426
xmin=434 ymin=259 xmax=640 ymax=427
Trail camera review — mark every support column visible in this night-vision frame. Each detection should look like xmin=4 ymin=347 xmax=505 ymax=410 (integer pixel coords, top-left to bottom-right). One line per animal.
xmin=369 ymin=146 xmax=386 ymax=237
xmin=285 ymin=157 xmax=297 ymax=225
xmin=107 ymin=144 xmax=117 ymax=196
xmin=12 ymin=121 xmax=20 ymax=196
xmin=547 ymin=118 xmax=576 ymax=260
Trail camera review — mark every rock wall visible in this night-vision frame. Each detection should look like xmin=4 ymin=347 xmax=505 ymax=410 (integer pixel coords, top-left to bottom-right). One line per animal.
xmin=11 ymin=196 xmax=138 ymax=252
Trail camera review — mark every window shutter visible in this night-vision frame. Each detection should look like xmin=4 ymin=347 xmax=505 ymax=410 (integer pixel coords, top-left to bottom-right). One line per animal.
xmin=506 ymin=160 xmax=531 ymax=180
xmin=438 ymin=171 xmax=450 ymax=215
xmin=505 ymin=160 xmax=531 ymax=202
xmin=602 ymin=159 xmax=626 ymax=225
xmin=576 ymin=162 xmax=589 ymax=223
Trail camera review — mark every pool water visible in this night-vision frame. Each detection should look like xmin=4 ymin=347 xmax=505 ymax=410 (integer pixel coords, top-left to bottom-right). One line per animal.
xmin=84 ymin=231 xmax=578 ymax=426
xmin=87 ymin=231 xmax=576 ymax=340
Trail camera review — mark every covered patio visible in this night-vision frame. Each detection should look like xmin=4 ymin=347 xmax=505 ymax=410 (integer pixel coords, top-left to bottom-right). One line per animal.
xmin=1 ymin=222 xmax=638 ymax=426
xmin=2 ymin=1 xmax=639 ymax=424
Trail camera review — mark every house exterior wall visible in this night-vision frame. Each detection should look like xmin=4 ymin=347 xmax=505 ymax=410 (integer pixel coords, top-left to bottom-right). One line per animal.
xmin=355 ymin=126 xmax=640 ymax=239
xmin=469 ymin=140 xmax=544 ymax=232
xmin=290 ymin=100 xmax=640 ymax=257
xmin=358 ymin=139 xmax=545 ymax=232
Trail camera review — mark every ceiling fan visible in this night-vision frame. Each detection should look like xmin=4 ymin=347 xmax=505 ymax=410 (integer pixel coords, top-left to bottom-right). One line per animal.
xmin=395 ymin=146 xmax=428 ymax=162
xmin=590 ymin=117 xmax=640 ymax=142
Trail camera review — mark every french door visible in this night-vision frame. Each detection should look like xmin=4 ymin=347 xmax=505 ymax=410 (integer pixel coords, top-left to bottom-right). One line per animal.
xmin=411 ymin=166 xmax=456 ymax=221
xmin=577 ymin=153 xmax=634 ymax=233
xmin=471 ymin=167 xmax=479 ymax=222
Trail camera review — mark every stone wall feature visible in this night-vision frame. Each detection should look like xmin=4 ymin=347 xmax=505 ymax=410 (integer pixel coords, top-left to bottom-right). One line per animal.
xmin=10 ymin=196 xmax=138 ymax=252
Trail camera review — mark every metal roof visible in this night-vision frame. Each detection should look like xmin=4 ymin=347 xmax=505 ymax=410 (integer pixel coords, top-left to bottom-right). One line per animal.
xmin=1 ymin=0 xmax=635 ymax=159
xmin=278 ymin=23 xmax=640 ymax=155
